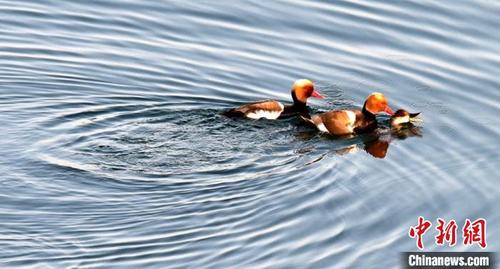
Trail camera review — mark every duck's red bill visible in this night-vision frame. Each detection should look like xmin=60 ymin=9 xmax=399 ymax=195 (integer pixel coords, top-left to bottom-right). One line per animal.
xmin=311 ymin=90 xmax=324 ymax=99
xmin=384 ymin=106 xmax=395 ymax=116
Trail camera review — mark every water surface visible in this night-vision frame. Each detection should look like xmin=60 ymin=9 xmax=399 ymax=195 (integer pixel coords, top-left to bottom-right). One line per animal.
xmin=1 ymin=0 xmax=499 ymax=268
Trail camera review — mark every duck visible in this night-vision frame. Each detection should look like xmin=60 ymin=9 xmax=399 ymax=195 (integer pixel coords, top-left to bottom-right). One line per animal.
xmin=223 ymin=79 xmax=324 ymax=119
xmin=390 ymin=109 xmax=420 ymax=128
xmin=302 ymin=92 xmax=395 ymax=136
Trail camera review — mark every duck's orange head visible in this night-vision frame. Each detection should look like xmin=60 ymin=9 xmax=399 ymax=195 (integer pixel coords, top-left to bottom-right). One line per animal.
xmin=364 ymin=92 xmax=395 ymax=115
xmin=292 ymin=79 xmax=324 ymax=104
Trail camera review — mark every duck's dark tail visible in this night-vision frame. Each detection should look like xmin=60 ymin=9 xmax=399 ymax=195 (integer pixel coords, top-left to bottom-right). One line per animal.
xmin=409 ymin=112 xmax=421 ymax=118
xmin=222 ymin=108 xmax=245 ymax=118
xmin=299 ymin=115 xmax=315 ymax=126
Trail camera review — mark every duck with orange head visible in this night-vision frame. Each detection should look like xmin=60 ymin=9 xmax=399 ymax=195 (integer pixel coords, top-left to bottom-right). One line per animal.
xmin=303 ymin=92 xmax=395 ymax=136
xmin=223 ymin=79 xmax=324 ymax=119
xmin=390 ymin=109 xmax=421 ymax=128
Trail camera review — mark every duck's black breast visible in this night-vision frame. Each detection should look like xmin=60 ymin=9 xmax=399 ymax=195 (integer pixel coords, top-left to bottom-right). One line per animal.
xmin=353 ymin=110 xmax=377 ymax=134
xmin=278 ymin=104 xmax=311 ymax=119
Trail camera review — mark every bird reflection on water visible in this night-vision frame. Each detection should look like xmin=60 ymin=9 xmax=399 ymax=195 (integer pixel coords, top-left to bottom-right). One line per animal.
xmin=297 ymin=121 xmax=423 ymax=160
xmin=362 ymin=123 xmax=423 ymax=158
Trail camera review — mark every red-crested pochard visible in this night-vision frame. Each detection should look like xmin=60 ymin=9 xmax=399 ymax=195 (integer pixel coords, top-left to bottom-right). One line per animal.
xmin=223 ymin=79 xmax=324 ymax=119
xmin=390 ymin=109 xmax=421 ymax=127
xmin=302 ymin=92 xmax=395 ymax=136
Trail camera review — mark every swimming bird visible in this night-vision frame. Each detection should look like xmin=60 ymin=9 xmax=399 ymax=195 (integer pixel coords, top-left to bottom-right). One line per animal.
xmin=223 ymin=79 xmax=324 ymax=119
xmin=302 ymin=92 xmax=395 ymax=136
xmin=390 ymin=109 xmax=421 ymax=127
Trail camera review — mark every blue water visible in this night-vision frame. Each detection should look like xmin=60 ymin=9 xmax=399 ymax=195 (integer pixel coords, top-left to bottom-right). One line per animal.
xmin=1 ymin=1 xmax=499 ymax=268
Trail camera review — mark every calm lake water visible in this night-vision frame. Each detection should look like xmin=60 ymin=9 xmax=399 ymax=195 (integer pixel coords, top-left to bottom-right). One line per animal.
xmin=1 ymin=1 xmax=499 ymax=268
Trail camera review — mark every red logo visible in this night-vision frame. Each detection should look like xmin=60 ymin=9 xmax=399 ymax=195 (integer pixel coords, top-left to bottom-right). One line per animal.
xmin=463 ymin=218 xmax=487 ymax=249
xmin=435 ymin=218 xmax=457 ymax=247
xmin=409 ymin=217 xmax=487 ymax=250
xmin=409 ymin=216 xmax=432 ymax=250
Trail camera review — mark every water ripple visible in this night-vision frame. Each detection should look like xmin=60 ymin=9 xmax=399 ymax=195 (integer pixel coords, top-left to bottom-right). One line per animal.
xmin=1 ymin=0 xmax=500 ymax=268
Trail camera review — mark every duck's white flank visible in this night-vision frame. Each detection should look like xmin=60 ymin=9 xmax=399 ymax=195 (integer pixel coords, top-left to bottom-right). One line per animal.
xmin=345 ymin=110 xmax=356 ymax=132
xmin=316 ymin=122 xmax=329 ymax=133
xmin=246 ymin=102 xmax=284 ymax=119
xmin=391 ymin=115 xmax=410 ymax=126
